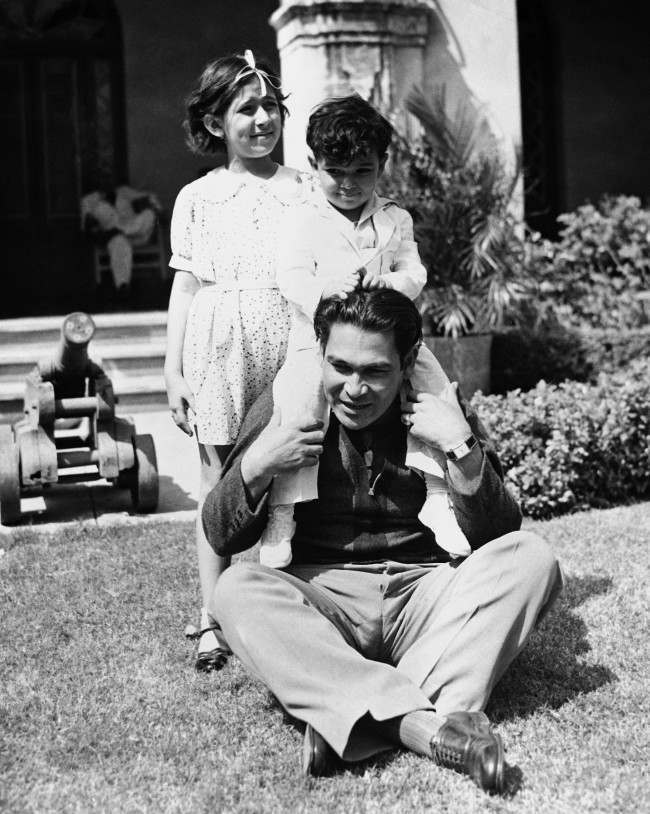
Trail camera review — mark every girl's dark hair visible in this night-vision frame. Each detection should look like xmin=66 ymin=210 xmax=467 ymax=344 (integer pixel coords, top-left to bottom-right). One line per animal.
xmin=183 ymin=53 xmax=289 ymax=156
xmin=306 ymin=94 xmax=394 ymax=163
xmin=314 ymin=289 xmax=422 ymax=366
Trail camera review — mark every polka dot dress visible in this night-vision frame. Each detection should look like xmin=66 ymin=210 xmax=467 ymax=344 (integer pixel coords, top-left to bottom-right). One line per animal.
xmin=169 ymin=166 xmax=317 ymax=445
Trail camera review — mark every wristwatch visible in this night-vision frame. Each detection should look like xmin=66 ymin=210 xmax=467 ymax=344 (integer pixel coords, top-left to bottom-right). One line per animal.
xmin=445 ymin=434 xmax=479 ymax=461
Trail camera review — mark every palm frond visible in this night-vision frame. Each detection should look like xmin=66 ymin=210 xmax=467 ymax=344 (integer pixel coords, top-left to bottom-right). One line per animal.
xmin=383 ymin=84 xmax=530 ymax=335
xmin=406 ymin=86 xmax=482 ymax=169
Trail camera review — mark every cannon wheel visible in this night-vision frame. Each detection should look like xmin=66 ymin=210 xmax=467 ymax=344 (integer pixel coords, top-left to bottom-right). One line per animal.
xmin=130 ymin=433 xmax=159 ymax=513
xmin=0 ymin=425 xmax=21 ymax=525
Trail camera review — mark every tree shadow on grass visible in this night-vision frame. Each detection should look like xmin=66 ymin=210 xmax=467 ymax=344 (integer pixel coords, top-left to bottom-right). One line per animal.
xmin=487 ymin=574 xmax=617 ymax=723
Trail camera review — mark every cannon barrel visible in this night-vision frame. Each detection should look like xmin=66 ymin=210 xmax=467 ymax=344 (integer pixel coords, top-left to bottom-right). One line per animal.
xmin=47 ymin=311 xmax=97 ymax=379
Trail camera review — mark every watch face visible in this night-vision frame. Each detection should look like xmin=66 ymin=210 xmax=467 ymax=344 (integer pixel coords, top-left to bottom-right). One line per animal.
xmin=447 ymin=436 xmax=477 ymax=461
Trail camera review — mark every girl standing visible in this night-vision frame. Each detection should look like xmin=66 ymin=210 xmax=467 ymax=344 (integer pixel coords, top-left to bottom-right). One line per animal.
xmin=164 ymin=51 xmax=314 ymax=671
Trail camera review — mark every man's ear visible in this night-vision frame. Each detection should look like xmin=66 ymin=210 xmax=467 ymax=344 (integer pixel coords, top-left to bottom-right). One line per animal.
xmin=402 ymin=342 xmax=419 ymax=377
xmin=203 ymin=113 xmax=223 ymax=138
xmin=307 ymin=153 xmax=318 ymax=171
xmin=378 ymin=153 xmax=388 ymax=175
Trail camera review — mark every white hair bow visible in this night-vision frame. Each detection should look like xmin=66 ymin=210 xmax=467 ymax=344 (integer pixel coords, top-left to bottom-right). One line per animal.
xmin=235 ymin=49 xmax=281 ymax=96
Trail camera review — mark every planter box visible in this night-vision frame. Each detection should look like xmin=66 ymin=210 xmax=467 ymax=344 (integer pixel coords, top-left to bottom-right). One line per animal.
xmin=423 ymin=333 xmax=493 ymax=399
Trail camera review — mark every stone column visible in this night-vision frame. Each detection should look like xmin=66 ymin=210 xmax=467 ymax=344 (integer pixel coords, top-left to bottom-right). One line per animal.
xmin=270 ymin=0 xmax=430 ymax=169
xmin=270 ymin=0 xmax=522 ymax=178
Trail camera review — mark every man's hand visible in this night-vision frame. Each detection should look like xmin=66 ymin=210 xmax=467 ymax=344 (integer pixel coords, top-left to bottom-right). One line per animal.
xmin=165 ymin=371 xmax=196 ymax=436
xmin=401 ymin=382 xmax=472 ymax=452
xmin=321 ymin=269 xmax=360 ymax=299
xmin=240 ymin=409 xmax=325 ymax=502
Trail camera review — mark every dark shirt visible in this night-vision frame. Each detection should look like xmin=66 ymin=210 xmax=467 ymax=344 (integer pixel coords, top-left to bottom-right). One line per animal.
xmin=292 ymin=401 xmax=447 ymax=564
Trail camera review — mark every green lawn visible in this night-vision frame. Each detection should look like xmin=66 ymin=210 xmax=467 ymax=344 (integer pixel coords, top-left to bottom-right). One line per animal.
xmin=1 ymin=503 xmax=648 ymax=813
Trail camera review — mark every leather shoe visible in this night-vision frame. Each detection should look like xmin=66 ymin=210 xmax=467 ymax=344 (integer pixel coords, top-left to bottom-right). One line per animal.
xmin=430 ymin=711 xmax=505 ymax=793
xmin=302 ymin=724 xmax=336 ymax=776
xmin=195 ymin=646 xmax=229 ymax=672
xmin=191 ymin=625 xmax=231 ymax=673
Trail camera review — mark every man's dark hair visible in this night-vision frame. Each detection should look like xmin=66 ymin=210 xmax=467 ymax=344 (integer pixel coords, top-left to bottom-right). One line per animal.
xmin=314 ymin=289 xmax=422 ymax=366
xmin=306 ymin=95 xmax=394 ymax=163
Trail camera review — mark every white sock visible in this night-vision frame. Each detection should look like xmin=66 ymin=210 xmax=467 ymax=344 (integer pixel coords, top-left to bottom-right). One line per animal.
xmin=259 ymin=504 xmax=295 ymax=569
xmin=418 ymin=476 xmax=471 ymax=558
xmin=198 ymin=606 xmax=224 ymax=653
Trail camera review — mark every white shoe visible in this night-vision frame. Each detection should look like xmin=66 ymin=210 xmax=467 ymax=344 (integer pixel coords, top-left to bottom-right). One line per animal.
xmin=418 ymin=488 xmax=471 ymax=558
xmin=259 ymin=504 xmax=295 ymax=568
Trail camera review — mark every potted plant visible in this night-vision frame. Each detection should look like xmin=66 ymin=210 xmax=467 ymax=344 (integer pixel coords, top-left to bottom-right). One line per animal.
xmin=382 ymin=87 xmax=532 ymax=397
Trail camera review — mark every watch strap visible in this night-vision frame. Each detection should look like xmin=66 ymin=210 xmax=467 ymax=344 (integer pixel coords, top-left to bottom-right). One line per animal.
xmin=445 ymin=434 xmax=479 ymax=461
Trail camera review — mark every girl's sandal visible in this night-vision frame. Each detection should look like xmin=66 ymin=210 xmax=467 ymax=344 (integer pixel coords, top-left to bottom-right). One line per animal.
xmin=186 ymin=624 xmax=232 ymax=673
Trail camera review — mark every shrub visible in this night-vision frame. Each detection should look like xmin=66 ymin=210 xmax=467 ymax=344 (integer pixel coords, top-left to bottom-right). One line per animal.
xmin=472 ymin=359 xmax=650 ymax=518
xmin=527 ymin=195 xmax=650 ymax=331
xmin=491 ymin=326 xmax=650 ymax=393
xmin=582 ymin=327 xmax=650 ymax=375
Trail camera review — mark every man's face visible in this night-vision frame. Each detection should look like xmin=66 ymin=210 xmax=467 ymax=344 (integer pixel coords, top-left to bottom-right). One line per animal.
xmin=311 ymin=152 xmax=386 ymax=217
xmin=322 ymin=323 xmax=406 ymax=430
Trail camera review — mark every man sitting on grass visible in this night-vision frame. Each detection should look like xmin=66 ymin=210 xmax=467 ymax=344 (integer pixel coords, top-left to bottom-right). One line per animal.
xmin=202 ymin=288 xmax=563 ymax=794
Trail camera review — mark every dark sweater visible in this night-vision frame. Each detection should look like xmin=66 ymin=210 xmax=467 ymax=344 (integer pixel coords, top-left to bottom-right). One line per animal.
xmin=202 ymin=387 xmax=522 ymax=562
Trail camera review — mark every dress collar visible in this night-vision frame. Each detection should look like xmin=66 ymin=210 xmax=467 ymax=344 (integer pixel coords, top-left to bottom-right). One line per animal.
xmin=203 ymin=165 xmax=309 ymax=202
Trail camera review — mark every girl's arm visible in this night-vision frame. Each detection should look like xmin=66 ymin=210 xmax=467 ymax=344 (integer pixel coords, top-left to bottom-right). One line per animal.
xmin=164 ymin=270 xmax=199 ymax=435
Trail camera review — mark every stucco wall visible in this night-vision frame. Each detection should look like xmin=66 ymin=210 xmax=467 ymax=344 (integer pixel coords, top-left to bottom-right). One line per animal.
xmin=422 ymin=0 xmax=522 ymax=166
xmin=115 ymin=0 xmax=279 ymax=213
xmin=273 ymin=0 xmax=522 ymax=173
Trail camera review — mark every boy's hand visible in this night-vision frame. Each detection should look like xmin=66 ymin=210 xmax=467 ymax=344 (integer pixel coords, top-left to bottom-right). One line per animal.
xmin=321 ymin=269 xmax=360 ymax=299
xmin=360 ymin=271 xmax=388 ymax=290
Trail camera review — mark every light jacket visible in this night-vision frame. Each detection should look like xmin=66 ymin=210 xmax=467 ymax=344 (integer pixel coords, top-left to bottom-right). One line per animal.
xmin=277 ymin=193 xmax=427 ymax=351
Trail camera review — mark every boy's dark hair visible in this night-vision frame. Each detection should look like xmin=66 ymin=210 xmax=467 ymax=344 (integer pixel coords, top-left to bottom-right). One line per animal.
xmin=314 ymin=289 xmax=422 ymax=366
xmin=306 ymin=95 xmax=394 ymax=163
xmin=184 ymin=53 xmax=288 ymax=156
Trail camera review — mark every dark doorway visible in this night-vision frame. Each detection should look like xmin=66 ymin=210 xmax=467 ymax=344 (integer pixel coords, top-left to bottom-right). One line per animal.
xmin=0 ymin=0 xmax=129 ymax=318
xmin=517 ymin=0 xmax=561 ymax=236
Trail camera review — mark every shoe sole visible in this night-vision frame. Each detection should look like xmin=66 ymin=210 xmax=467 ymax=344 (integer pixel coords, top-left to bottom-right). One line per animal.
xmin=491 ymin=732 xmax=506 ymax=794
xmin=302 ymin=725 xmax=335 ymax=776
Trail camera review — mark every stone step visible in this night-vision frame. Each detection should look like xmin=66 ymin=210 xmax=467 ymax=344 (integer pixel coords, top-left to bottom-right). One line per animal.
xmin=0 ymin=310 xmax=167 ymax=346
xmin=0 ymin=373 xmax=167 ymax=424
xmin=0 ymin=338 xmax=166 ymax=383
xmin=0 ymin=311 xmax=169 ymax=422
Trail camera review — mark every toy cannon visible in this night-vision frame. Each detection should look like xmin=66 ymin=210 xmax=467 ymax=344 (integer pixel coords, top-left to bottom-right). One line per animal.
xmin=0 ymin=312 xmax=158 ymax=525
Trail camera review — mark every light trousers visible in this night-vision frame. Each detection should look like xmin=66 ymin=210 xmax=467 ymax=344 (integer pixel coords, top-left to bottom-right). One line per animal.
xmin=269 ymin=342 xmax=451 ymax=506
xmin=212 ymin=530 xmax=563 ymax=762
